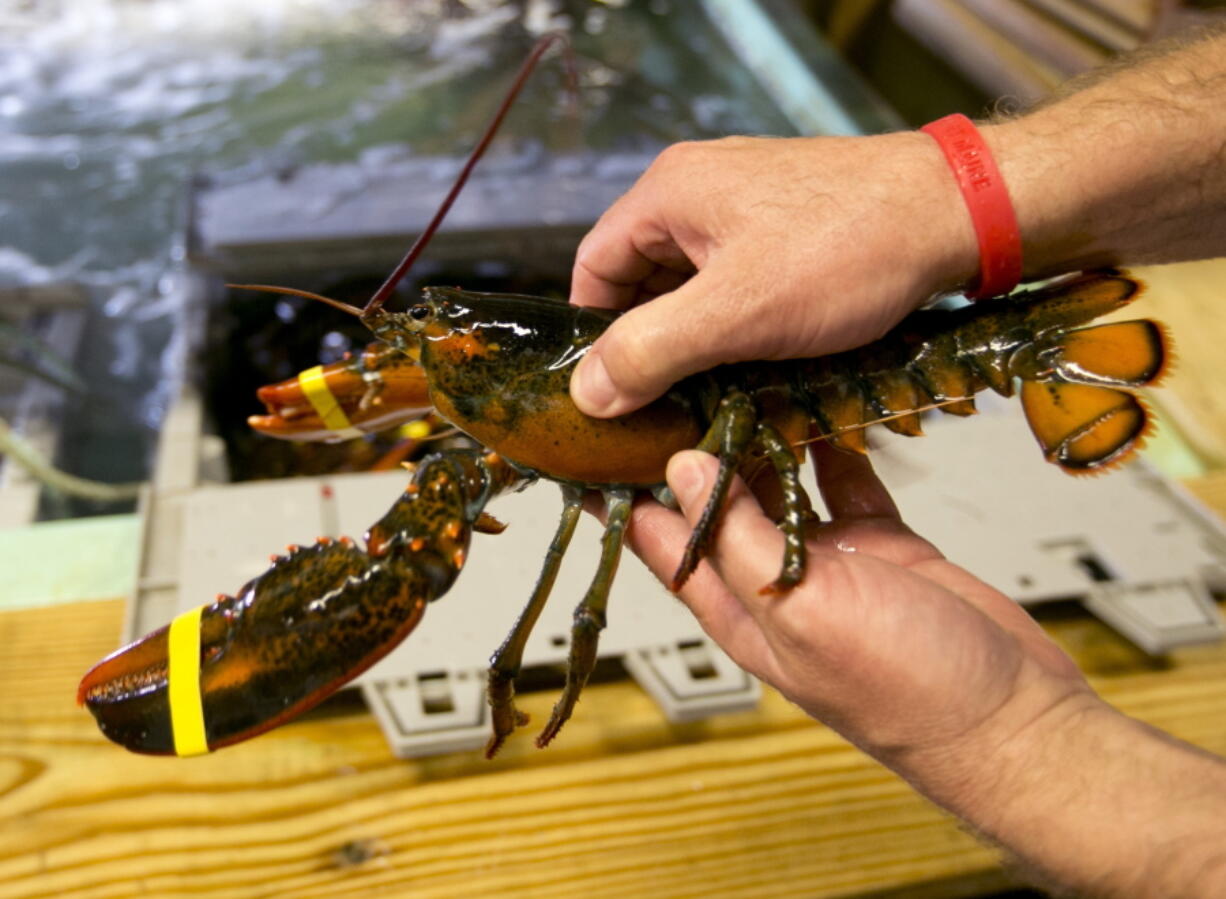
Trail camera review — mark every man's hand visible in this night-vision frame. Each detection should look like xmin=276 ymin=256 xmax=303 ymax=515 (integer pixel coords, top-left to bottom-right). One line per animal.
xmin=568 ymin=31 xmax=1226 ymax=423
xmin=626 ymin=442 xmax=1089 ymax=765
xmin=622 ymin=443 xmax=1226 ymax=897
xmin=568 ymin=134 xmax=979 ymax=417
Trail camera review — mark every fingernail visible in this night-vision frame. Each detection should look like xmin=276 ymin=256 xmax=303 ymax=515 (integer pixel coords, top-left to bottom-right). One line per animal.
xmin=572 ymin=352 xmax=616 ymax=414
xmin=667 ymin=453 xmax=706 ymax=509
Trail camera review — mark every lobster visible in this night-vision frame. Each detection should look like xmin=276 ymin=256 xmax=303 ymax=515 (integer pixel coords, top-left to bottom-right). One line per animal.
xmin=77 ymin=36 xmax=1170 ymax=759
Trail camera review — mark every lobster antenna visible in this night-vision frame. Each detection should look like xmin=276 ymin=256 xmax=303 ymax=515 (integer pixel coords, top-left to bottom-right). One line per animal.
xmin=226 ymin=283 xmax=365 ymax=317
xmin=363 ymin=31 xmax=577 ymax=317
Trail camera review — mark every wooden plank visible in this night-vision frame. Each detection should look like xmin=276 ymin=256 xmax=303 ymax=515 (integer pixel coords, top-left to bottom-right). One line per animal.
xmin=1 ymin=599 xmax=1009 ymax=899
xmin=823 ymin=0 xmax=891 ymax=50
xmin=3 ymin=581 xmax=1226 ymax=898
xmin=191 ymin=154 xmax=656 ymax=283
xmin=1184 ymin=470 xmax=1226 ymax=519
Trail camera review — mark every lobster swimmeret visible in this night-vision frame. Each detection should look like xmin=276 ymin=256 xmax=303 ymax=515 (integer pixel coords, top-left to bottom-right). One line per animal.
xmin=78 ymin=269 xmax=1168 ymax=757
xmin=77 ymin=35 xmax=1170 ymax=758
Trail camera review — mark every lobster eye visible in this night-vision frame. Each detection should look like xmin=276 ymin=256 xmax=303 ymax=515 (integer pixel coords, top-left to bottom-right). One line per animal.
xmin=408 ymin=303 xmax=433 ymax=322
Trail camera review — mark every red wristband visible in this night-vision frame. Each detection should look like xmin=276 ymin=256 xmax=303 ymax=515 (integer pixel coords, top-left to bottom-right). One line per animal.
xmin=920 ymin=113 xmax=1022 ymax=299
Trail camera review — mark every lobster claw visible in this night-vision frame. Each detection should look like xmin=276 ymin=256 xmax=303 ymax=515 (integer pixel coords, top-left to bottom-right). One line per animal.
xmin=77 ymin=539 xmax=431 ymax=754
xmin=77 ymin=453 xmax=495 ymax=755
xmin=249 ymin=342 xmax=432 ymax=442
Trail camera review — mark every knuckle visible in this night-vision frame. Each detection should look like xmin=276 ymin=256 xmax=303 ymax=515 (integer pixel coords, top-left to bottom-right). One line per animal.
xmin=572 ymin=235 xmax=602 ymax=274
xmin=654 ymin=139 xmax=701 ymax=171
xmin=601 ymin=321 xmax=661 ymax=392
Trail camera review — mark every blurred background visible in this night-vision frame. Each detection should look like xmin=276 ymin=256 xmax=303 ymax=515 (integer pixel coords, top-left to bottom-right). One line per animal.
xmin=2 ymin=0 xmax=1223 ymax=522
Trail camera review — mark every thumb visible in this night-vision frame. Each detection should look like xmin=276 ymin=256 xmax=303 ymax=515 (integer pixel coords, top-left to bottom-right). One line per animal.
xmin=570 ymin=264 xmax=762 ymax=417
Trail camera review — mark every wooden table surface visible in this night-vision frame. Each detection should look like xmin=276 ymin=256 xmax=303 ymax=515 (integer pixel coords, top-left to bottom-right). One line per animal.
xmin=4 ymin=262 xmax=1226 ymax=898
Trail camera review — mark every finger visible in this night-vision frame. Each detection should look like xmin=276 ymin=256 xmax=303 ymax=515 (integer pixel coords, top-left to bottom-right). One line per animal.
xmin=619 ymin=496 xmax=774 ymax=665
xmin=667 ymin=450 xmax=790 ymax=604
xmin=569 ymin=235 xmax=655 ymax=311
xmin=638 ymin=265 xmax=691 ymax=300
xmin=742 ymin=456 xmax=787 ymax=524
xmin=570 ymin=262 xmax=766 ymax=417
xmin=569 ymin=191 xmax=697 ymax=311
xmin=809 ymin=439 xmax=900 ymax=521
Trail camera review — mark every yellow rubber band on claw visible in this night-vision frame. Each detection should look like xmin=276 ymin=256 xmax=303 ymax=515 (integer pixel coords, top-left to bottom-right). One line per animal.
xmin=299 ymin=365 xmax=363 ymax=439
xmin=168 ymin=605 xmax=210 ymax=757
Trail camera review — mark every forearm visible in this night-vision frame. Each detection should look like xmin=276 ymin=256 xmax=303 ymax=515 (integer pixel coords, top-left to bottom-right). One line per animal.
xmin=980 ymin=29 xmax=1226 ymax=277
xmin=906 ymin=38 xmax=1226 ymax=890
xmin=900 ymin=687 xmax=1226 ymax=897
xmin=565 ymin=29 xmax=1226 ymax=414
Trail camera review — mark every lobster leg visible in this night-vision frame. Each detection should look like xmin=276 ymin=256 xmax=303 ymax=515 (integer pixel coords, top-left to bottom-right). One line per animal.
xmin=671 ymin=389 xmax=758 ymax=591
xmin=753 ymin=421 xmax=809 ymax=595
xmin=536 ymin=488 xmax=634 ymax=748
xmin=485 ymin=484 xmax=585 ymax=758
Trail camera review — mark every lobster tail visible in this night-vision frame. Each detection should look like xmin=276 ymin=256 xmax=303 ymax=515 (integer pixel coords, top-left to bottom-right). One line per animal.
xmin=1019 ymin=319 xmax=1168 ymax=473
xmin=795 ymin=273 xmax=1168 ymax=475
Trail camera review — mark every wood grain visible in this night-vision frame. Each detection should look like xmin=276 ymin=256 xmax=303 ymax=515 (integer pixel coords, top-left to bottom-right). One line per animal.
xmin=2 ymin=588 xmax=1226 ymax=898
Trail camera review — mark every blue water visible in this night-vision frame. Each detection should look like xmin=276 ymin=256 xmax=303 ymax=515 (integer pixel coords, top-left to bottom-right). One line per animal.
xmin=0 ymin=0 xmax=794 ymax=514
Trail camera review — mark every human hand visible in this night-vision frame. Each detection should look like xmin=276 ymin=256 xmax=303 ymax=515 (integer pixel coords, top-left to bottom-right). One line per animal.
xmin=568 ymin=134 xmax=980 ymax=418
xmin=625 ymin=444 xmax=1226 ymax=897
xmin=624 ymin=441 xmax=1093 ymax=777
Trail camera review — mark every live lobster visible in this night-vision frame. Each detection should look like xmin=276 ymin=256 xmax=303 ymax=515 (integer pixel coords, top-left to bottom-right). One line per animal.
xmin=77 ymin=36 xmax=1170 ymax=759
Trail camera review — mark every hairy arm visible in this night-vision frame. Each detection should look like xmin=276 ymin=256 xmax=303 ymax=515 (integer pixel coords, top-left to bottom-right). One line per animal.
xmin=636 ymin=447 xmax=1226 ymax=898
xmin=569 ymin=28 xmax=1226 ymax=417
xmin=922 ymin=694 xmax=1226 ymax=897
xmin=989 ymin=26 xmax=1226 ymax=275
